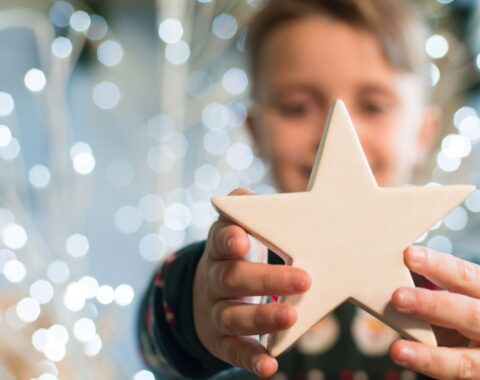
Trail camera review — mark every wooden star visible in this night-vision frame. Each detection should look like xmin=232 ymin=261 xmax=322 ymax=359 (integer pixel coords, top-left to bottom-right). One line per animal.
xmin=211 ymin=100 xmax=475 ymax=357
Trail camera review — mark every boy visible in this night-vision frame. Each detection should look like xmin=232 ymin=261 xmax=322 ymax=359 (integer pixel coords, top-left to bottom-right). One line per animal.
xmin=139 ymin=0 xmax=480 ymax=379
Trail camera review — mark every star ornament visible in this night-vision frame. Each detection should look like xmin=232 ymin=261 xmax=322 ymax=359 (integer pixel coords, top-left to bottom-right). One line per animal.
xmin=211 ymin=100 xmax=475 ymax=357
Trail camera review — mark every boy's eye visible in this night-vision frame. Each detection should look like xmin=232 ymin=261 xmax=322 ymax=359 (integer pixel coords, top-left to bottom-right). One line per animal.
xmin=277 ymin=102 xmax=312 ymax=117
xmin=361 ymin=100 xmax=391 ymax=115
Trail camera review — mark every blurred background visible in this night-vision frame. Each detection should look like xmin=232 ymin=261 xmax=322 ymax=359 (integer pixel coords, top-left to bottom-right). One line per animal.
xmin=0 ymin=0 xmax=479 ymax=379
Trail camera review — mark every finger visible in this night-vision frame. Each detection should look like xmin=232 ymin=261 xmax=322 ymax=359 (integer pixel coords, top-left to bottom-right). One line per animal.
xmin=212 ymin=300 xmax=297 ymax=336
xmin=215 ymin=335 xmax=278 ymax=377
xmin=207 ymin=220 xmax=250 ymax=260
xmin=392 ymin=287 xmax=480 ymax=341
xmin=404 ymin=246 xmax=480 ymax=299
xmin=210 ymin=260 xmax=311 ymax=298
xmin=390 ymin=339 xmax=480 ymax=379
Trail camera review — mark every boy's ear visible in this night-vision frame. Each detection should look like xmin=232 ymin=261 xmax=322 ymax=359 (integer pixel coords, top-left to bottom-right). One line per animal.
xmin=415 ymin=105 xmax=441 ymax=165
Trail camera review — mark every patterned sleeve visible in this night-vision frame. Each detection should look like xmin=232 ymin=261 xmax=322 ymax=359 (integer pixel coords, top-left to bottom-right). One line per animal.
xmin=137 ymin=241 xmax=239 ymax=379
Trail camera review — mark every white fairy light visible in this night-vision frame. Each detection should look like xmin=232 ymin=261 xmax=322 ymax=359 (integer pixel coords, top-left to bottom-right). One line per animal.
xmin=0 ymin=249 xmax=16 ymax=273
xmin=16 ymin=297 xmax=41 ymax=323
xmin=425 ymin=34 xmax=449 ymax=59
xmin=429 ymin=63 xmax=440 ymax=86
xmin=51 ymin=37 xmax=73 ymax=59
xmin=226 ymin=143 xmax=254 ymax=170
xmin=427 ymin=235 xmax=453 ymax=254
xmin=133 ymin=370 xmax=155 ymax=380
xmin=63 ymin=282 xmax=86 ymax=312
xmin=194 ymin=165 xmax=221 ymax=191
xmin=164 ymin=203 xmax=191 ymax=231
xmin=49 ymin=1 xmax=74 ymax=28
xmin=212 ymin=13 xmax=238 ymax=39
xmin=47 ymin=324 xmax=69 ymax=346
xmin=70 ymin=10 xmax=91 ymax=33
xmin=29 ymin=165 xmax=51 ymax=188
xmin=47 ymin=261 xmax=70 ymax=284
xmin=24 ymin=69 xmax=47 ymax=92
xmin=32 ymin=328 xmax=48 ymax=352
xmin=0 ymin=137 xmax=21 ymax=160
xmin=443 ymin=206 xmax=468 ymax=231
xmin=78 ymin=276 xmax=99 ymax=299
xmin=139 ymin=233 xmax=167 ymax=262
xmin=465 ymin=190 xmax=480 ymax=213
xmin=222 ymin=68 xmax=249 ymax=95
xmin=87 ymin=15 xmax=108 ymax=40
xmin=114 ymin=284 xmax=135 ymax=306
xmin=97 ymin=40 xmax=124 ymax=67
xmin=158 ymin=18 xmax=183 ymax=44
xmin=84 ymin=334 xmax=102 ymax=356
xmin=0 ymin=124 xmax=12 ymax=147
xmin=3 ymin=260 xmax=26 ymax=282
xmin=138 ymin=194 xmax=165 ymax=222
xmin=0 ymin=92 xmax=14 ymax=116
xmin=65 ymin=234 xmax=89 ymax=258
xmin=30 ymin=279 xmax=54 ymax=304
xmin=73 ymin=318 xmax=96 ymax=342
xmin=165 ymin=40 xmax=190 ymax=65
xmin=203 ymin=130 xmax=230 ymax=155
xmin=72 ymin=151 xmax=96 ymax=175
xmin=114 ymin=205 xmax=142 ymax=233
xmin=44 ymin=340 xmax=66 ymax=362
xmin=92 ymin=81 xmax=121 ymax=110
xmin=96 ymin=285 xmax=114 ymax=305
xmin=1 ymin=223 xmax=27 ymax=249
xmin=436 ymin=151 xmax=461 ymax=172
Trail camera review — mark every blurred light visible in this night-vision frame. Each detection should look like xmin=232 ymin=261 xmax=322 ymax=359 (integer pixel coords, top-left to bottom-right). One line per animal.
xmin=477 ymin=54 xmax=480 ymax=71
xmin=465 ymin=190 xmax=480 ymax=212
xmin=0 ymin=125 xmax=12 ymax=147
xmin=203 ymin=130 xmax=230 ymax=155
xmin=36 ymin=361 xmax=58 ymax=375
xmin=0 ymin=208 xmax=14 ymax=227
xmin=186 ymin=71 xmax=212 ymax=99
xmin=38 ymin=374 xmax=57 ymax=380
xmin=48 ymin=324 xmax=69 ymax=345
xmin=138 ymin=194 xmax=165 ymax=222
xmin=436 ymin=151 xmax=460 ymax=172
xmin=30 ymin=280 xmax=54 ymax=304
xmin=78 ymin=276 xmax=99 ymax=299
xmin=427 ymin=235 xmax=452 ymax=254
xmin=2 ymin=223 xmax=27 ymax=249
xmin=0 ymin=249 xmax=16 ymax=273
xmin=51 ymin=37 xmax=73 ymax=58
xmin=29 ymin=165 xmax=51 ymax=188
xmin=190 ymin=201 xmax=216 ymax=229
xmin=164 ymin=203 xmax=191 ymax=231
xmin=97 ymin=40 xmax=124 ymax=67
xmin=84 ymin=334 xmax=102 ymax=356
xmin=212 ymin=13 xmax=238 ymax=39
xmin=227 ymin=101 xmax=247 ymax=128
xmin=443 ymin=206 xmax=468 ymax=231
xmin=32 ymin=328 xmax=48 ymax=352
xmin=244 ymin=158 xmax=266 ymax=183
xmin=106 ymin=159 xmax=134 ymax=187
xmin=70 ymin=10 xmax=91 ymax=33
xmin=195 ymin=165 xmax=221 ymax=191
xmin=147 ymin=145 xmax=175 ymax=173
xmin=0 ymin=137 xmax=20 ymax=160
xmin=441 ymin=134 xmax=471 ymax=158
xmin=162 ymin=132 xmax=188 ymax=159
xmin=139 ymin=233 xmax=167 ymax=262
xmin=226 ymin=143 xmax=254 ymax=170
xmin=429 ymin=63 xmax=440 ymax=87
xmin=92 ymin=81 xmax=120 ymax=110
xmin=134 ymin=370 xmax=155 ymax=380
xmin=147 ymin=114 xmax=174 ymax=141
xmin=114 ymin=205 xmax=142 ymax=234
xmin=96 ymin=285 xmax=114 ymax=304
xmin=0 ymin=92 xmax=14 ymax=116
xmin=165 ymin=40 xmax=190 ymax=65
xmin=222 ymin=68 xmax=248 ymax=94
xmin=425 ymin=34 xmax=449 ymax=59
xmin=73 ymin=318 xmax=96 ymax=342
xmin=16 ymin=298 xmax=40 ymax=323
xmin=453 ymin=106 xmax=477 ymax=128
xmin=64 ymin=282 xmax=86 ymax=311
xmin=47 ymin=261 xmax=70 ymax=284
xmin=3 ymin=260 xmax=25 ymax=282
xmin=44 ymin=341 xmax=66 ymax=362
xmin=159 ymin=224 xmax=186 ymax=248
xmin=49 ymin=1 xmax=74 ymax=28
xmin=158 ymin=18 xmax=183 ymax=44
xmin=202 ymin=103 xmax=229 ymax=130
xmin=114 ymin=284 xmax=135 ymax=306
xmin=24 ymin=69 xmax=47 ymax=92
xmin=437 ymin=0 xmax=454 ymax=4
xmin=66 ymin=234 xmax=89 ymax=257
xmin=87 ymin=15 xmax=108 ymax=40
xmin=71 ymin=142 xmax=96 ymax=175
xmin=458 ymin=115 xmax=480 ymax=141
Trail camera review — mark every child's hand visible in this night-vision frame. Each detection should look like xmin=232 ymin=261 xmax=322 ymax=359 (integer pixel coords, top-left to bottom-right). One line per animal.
xmin=193 ymin=188 xmax=311 ymax=378
xmin=391 ymin=246 xmax=480 ymax=378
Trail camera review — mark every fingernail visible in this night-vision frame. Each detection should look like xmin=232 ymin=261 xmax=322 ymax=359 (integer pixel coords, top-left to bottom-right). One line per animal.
xmin=408 ymin=246 xmax=425 ymax=265
xmin=396 ymin=289 xmax=416 ymax=310
xmin=291 ymin=272 xmax=309 ymax=290
xmin=254 ymin=359 xmax=263 ymax=375
xmin=395 ymin=345 xmax=415 ymax=364
xmin=227 ymin=237 xmax=235 ymax=252
xmin=273 ymin=307 xmax=287 ymax=325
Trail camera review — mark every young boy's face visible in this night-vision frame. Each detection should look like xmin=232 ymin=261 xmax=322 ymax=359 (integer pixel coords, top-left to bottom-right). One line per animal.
xmin=248 ymin=15 xmax=437 ymax=192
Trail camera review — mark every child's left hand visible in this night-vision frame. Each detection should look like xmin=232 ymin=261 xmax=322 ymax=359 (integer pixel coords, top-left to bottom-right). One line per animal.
xmin=390 ymin=246 xmax=480 ymax=378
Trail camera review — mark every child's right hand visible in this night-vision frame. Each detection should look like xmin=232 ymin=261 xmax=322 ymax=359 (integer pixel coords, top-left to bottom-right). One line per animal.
xmin=192 ymin=188 xmax=312 ymax=378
